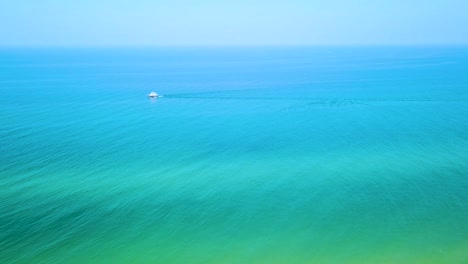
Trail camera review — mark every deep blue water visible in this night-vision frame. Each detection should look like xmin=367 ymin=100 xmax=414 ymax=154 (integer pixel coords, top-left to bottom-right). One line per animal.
xmin=1 ymin=47 xmax=467 ymax=263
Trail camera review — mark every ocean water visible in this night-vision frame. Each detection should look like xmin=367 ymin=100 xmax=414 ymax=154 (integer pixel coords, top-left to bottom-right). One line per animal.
xmin=1 ymin=47 xmax=467 ymax=264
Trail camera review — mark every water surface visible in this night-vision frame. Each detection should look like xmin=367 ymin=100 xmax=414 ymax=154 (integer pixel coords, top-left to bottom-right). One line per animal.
xmin=1 ymin=47 xmax=467 ymax=263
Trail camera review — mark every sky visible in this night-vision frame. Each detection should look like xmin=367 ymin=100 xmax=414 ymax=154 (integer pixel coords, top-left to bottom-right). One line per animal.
xmin=0 ymin=0 xmax=467 ymax=46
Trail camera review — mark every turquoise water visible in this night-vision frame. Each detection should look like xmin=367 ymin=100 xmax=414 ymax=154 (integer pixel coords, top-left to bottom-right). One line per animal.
xmin=1 ymin=47 xmax=467 ymax=263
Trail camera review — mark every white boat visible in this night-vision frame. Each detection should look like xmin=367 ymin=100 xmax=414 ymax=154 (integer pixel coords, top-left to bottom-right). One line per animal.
xmin=147 ymin=92 xmax=159 ymax=98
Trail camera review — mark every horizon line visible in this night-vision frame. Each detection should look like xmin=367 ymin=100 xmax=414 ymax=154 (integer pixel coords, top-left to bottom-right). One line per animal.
xmin=1 ymin=43 xmax=468 ymax=49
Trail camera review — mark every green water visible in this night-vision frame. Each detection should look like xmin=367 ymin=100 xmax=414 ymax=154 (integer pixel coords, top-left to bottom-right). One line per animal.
xmin=1 ymin=47 xmax=467 ymax=263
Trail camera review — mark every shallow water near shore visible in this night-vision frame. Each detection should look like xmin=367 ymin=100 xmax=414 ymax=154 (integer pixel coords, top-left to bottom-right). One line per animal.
xmin=1 ymin=47 xmax=467 ymax=263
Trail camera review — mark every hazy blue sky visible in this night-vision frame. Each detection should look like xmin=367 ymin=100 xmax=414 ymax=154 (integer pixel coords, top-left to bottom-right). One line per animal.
xmin=1 ymin=0 xmax=467 ymax=46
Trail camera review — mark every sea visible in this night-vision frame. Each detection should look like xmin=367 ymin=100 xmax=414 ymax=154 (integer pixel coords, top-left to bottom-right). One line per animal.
xmin=1 ymin=47 xmax=467 ymax=263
